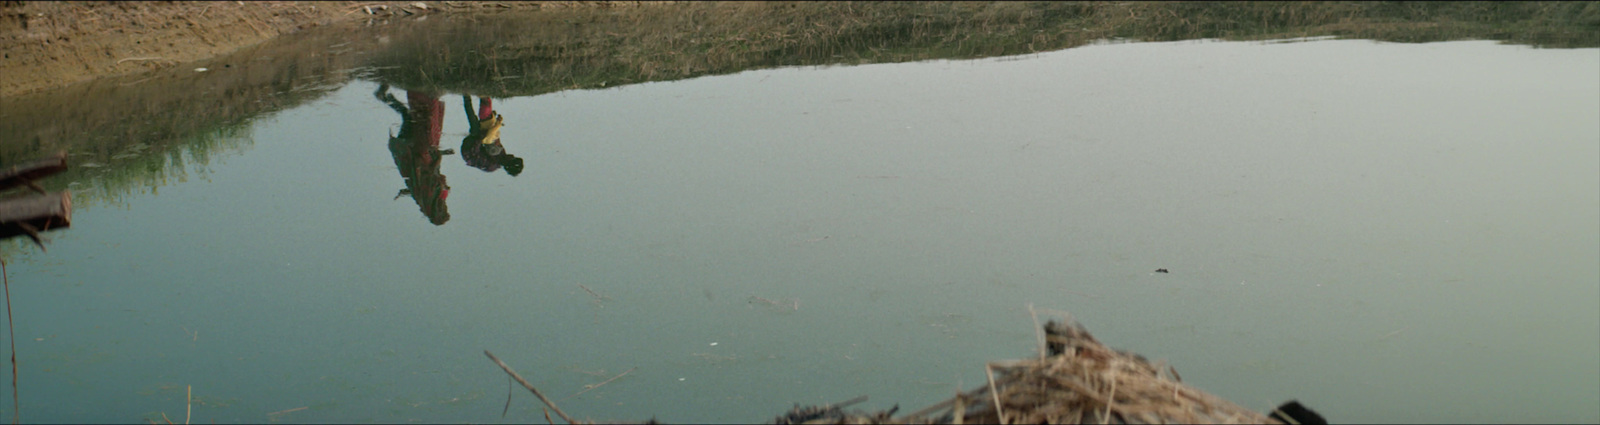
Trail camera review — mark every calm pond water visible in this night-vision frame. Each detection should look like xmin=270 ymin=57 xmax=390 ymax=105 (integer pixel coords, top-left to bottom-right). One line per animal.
xmin=0 ymin=14 xmax=1597 ymax=425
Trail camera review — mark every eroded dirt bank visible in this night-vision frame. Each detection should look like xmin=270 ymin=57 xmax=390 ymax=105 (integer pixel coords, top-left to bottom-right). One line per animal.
xmin=0 ymin=1 xmax=659 ymax=97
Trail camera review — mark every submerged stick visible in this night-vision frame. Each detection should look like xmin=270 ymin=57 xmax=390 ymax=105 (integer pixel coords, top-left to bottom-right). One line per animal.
xmin=830 ymin=395 xmax=869 ymax=409
xmin=503 ymin=375 xmax=513 ymax=418
xmin=565 ymin=367 xmax=636 ymax=400
xmin=483 ymin=350 xmax=576 ymax=424
xmin=952 ymin=392 xmax=965 ymax=425
xmin=898 ymin=382 xmax=990 ymax=420
xmin=185 ymin=385 xmax=191 ymax=425
xmin=1101 ymin=374 xmax=1114 ymax=425
xmin=578 ymin=284 xmax=605 ymax=301
xmin=2 ymin=258 xmax=15 ymax=424
xmin=1027 ymin=303 xmax=1044 ymax=360
xmin=985 ymin=363 xmax=1005 ymax=424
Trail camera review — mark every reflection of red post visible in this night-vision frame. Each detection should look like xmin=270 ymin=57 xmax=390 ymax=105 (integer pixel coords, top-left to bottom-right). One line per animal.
xmin=394 ymin=91 xmax=449 ymax=224
xmin=477 ymin=97 xmax=494 ymax=121
xmin=411 ymin=91 xmax=446 ymax=152
xmin=406 ymin=90 xmax=448 ymax=201
xmin=376 ymin=83 xmax=453 ymax=225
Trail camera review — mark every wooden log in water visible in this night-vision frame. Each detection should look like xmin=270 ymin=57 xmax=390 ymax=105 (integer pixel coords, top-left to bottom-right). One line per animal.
xmin=0 ymin=192 xmax=71 ymax=243
xmin=0 ymin=152 xmax=68 ymax=193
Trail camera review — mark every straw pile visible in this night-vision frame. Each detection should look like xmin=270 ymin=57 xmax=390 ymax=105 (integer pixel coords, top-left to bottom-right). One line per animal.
xmin=772 ymin=310 xmax=1282 ymax=424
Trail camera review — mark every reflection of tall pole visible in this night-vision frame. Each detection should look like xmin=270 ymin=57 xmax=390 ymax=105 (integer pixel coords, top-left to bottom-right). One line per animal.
xmin=376 ymin=84 xmax=450 ymax=225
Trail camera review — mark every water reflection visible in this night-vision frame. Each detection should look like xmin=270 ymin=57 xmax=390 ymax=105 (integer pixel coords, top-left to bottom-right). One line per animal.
xmin=4 ymin=2 xmax=1595 ymax=215
xmin=0 ymin=24 xmax=366 ymax=210
xmin=373 ymin=87 xmax=526 ymax=225
xmin=375 ymin=84 xmax=451 ymax=225
xmin=459 ymin=95 xmax=524 ymax=176
xmin=0 ymin=5 xmax=1595 ymax=420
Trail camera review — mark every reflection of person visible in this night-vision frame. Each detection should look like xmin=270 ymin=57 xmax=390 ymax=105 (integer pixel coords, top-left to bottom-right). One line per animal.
xmin=376 ymin=84 xmax=451 ymax=225
xmin=460 ymin=95 xmax=524 ymax=176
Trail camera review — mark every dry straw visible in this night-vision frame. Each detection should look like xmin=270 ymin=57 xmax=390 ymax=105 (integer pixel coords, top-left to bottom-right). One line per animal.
xmin=487 ymin=307 xmax=1286 ymax=424
xmin=776 ymin=307 xmax=1281 ymax=424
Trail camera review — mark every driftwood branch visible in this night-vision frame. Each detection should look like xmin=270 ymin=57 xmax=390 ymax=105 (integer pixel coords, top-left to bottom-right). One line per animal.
xmin=484 ymin=350 xmax=578 ymax=424
xmin=0 ymin=152 xmax=67 ymax=192
xmin=2 ymin=152 xmax=73 ymax=248
xmin=0 ymin=192 xmax=71 ymax=247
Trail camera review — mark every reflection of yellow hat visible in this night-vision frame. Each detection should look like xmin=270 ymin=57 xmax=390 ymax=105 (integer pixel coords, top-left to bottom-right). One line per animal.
xmin=479 ymin=113 xmax=504 ymax=143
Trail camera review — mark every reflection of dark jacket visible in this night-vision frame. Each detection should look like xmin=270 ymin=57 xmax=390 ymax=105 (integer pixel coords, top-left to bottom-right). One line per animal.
xmin=377 ymin=85 xmax=450 ymax=225
xmin=460 ymin=95 xmax=524 ymax=176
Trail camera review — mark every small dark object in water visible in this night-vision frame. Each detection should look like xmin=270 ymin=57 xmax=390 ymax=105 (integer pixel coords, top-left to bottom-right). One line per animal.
xmin=772 ymin=395 xmax=869 ymax=424
xmin=1155 ymin=268 xmax=1169 ymax=273
xmin=1270 ymin=400 xmax=1327 ymax=425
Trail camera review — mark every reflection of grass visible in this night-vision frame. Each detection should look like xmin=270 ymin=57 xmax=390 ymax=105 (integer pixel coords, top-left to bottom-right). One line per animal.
xmin=140 ymin=384 xmax=231 ymax=424
xmin=0 ymin=19 xmax=360 ymax=261
xmin=58 ymin=123 xmax=255 ymax=210
xmin=371 ymin=1 xmax=1600 ymax=97
xmin=1108 ymin=1 xmax=1599 ymax=46
xmin=0 ymin=13 xmax=366 ymax=212
xmin=0 ymin=117 xmax=262 ymax=260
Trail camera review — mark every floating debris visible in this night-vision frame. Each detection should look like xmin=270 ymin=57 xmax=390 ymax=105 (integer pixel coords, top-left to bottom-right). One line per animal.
xmin=484 ymin=309 xmax=1321 ymax=424
xmin=762 ymin=311 xmax=1315 ymax=424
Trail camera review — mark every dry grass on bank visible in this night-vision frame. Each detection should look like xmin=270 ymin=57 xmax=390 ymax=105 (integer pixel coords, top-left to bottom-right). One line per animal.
xmin=485 ymin=308 xmax=1289 ymax=424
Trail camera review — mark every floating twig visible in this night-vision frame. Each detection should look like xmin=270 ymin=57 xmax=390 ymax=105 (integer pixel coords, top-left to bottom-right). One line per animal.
xmin=832 ymin=395 xmax=869 ymax=409
xmin=693 ymin=353 xmax=736 ymax=362
xmin=1102 ymin=370 xmax=1115 ymax=425
xmin=3 ymin=257 xmax=17 ymax=424
xmin=985 ymin=363 xmax=1005 ymax=424
xmin=483 ymin=350 xmax=576 ymax=424
xmin=578 ymin=284 xmax=609 ymax=303
xmin=266 ymin=406 xmax=306 ymax=416
xmin=564 ymin=367 xmax=636 ymax=400
xmin=502 ymin=376 xmax=513 ymax=417
xmin=748 ymin=295 xmax=799 ymax=311
xmin=1028 ymin=303 xmax=1045 ymax=360
xmin=952 ymin=392 xmax=965 ymax=425
xmin=897 ymin=382 xmax=989 ymax=420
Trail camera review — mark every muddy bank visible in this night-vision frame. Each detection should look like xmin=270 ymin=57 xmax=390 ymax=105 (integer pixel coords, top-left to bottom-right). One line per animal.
xmin=0 ymin=1 xmax=663 ymax=97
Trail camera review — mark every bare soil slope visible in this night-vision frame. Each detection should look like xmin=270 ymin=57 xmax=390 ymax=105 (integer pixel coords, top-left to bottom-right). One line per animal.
xmin=0 ymin=1 xmax=651 ymax=97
